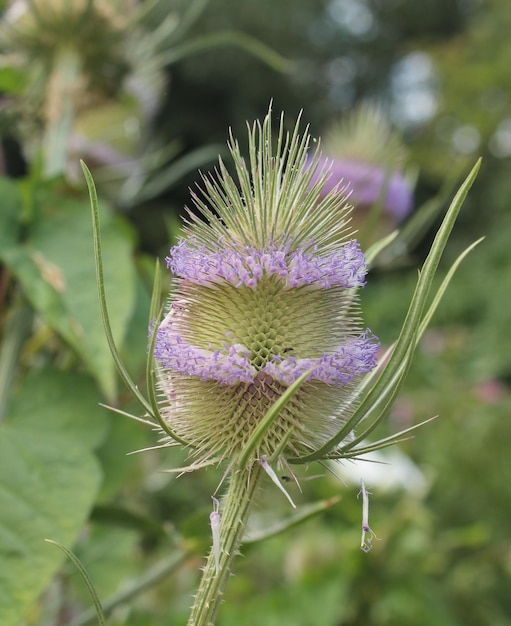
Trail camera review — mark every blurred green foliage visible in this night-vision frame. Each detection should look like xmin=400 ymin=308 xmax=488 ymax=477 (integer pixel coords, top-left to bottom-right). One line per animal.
xmin=1 ymin=0 xmax=510 ymax=624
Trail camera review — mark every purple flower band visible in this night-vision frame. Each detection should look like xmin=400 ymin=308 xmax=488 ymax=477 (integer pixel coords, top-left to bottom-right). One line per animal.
xmin=155 ymin=330 xmax=379 ymax=388
xmin=167 ymin=238 xmax=368 ymax=290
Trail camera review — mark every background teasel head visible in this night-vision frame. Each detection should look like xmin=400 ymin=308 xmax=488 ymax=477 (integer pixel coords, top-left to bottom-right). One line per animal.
xmin=1 ymin=0 xmax=131 ymax=109
xmin=0 ymin=0 xmax=165 ymax=179
xmin=309 ymin=105 xmax=414 ymax=226
xmin=153 ymin=110 xmax=380 ymax=472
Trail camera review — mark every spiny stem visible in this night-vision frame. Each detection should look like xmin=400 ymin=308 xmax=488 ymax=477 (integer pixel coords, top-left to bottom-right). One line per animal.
xmin=188 ymin=464 xmax=263 ymax=626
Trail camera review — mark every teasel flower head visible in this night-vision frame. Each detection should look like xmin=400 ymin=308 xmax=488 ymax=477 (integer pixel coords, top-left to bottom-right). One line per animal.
xmin=308 ymin=105 xmax=414 ymax=222
xmin=0 ymin=0 xmax=165 ymax=179
xmin=154 ymin=109 xmax=380 ymax=471
xmin=1 ymin=0 xmax=129 ymax=88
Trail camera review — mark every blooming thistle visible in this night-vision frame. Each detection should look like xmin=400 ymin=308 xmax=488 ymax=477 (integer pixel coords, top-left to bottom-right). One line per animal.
xmin=153 ymin=110 xmax=380 ymax=475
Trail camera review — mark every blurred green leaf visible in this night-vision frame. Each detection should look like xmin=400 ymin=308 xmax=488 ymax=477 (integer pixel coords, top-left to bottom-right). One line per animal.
xmin=71 ymin=526 xmax=141 ymax=609
xmin=0 ymin=368 xmax=107 ymax=626
xmin=91 ymin=505 xmax=168 ymax=542
xmin=0 ymin=177 xmax=22 ymax=250
xmin=0 ymin=67 xmax=25 ymax=94
xmin=179 ymin=506 xmax=215 ymax=557
xmin=69 ymin=533 xmax=187 ymax=626
xmin=1 ymin=245 xmax=84 ymax=350
xmin=2 ymin=196 xmax=138 ymax=400
xmin=158 ymin=30 xmax=293 ymax=73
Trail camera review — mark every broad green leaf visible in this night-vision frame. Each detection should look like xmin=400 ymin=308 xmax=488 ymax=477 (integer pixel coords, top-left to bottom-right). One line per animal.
xmin=0 ymin=246 xmax=84 ymax=351
xmin=3 ymin=196 xmax=138 ymax=401
xmin=0 ymin=368 xmax=108 ymax=626
xmin=0 ymin=177 xmax=22 ymax=250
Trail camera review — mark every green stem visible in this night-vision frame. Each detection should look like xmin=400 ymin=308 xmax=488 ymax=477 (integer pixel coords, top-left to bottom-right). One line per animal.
xmin=42 ymin=47 xmax=82 ymax=179
xmin=188 ymin=464 xmax=263 ymax=626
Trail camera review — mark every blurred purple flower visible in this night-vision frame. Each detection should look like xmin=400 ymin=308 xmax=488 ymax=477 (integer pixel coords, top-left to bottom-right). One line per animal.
xmin=307 ymin=156 xmax=413 ymax=222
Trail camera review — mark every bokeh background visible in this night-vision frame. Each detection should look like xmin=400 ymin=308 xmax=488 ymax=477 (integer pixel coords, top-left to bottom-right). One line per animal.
xmin=1 ymin=1 xmax=511 ymax=624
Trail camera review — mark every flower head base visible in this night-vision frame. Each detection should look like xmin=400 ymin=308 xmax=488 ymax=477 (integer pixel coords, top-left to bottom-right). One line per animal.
xmin=154 ymin=110 xmax=379 ymax=467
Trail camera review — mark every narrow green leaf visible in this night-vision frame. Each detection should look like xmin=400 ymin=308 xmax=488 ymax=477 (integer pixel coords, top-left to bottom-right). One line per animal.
xmin=336 ymin=332 xmax=418 ymax=455
xmin=237 ymin=369 xmax=313 ymax=469
xmin=158 ymin=31 xmax=293 ymax=73
xmin=45 ymin=540 xmax=106 ymax=626
xmin=417 ymin=237 xmax=484 ymax=334
xmin=81 ymin=161 xmax=154 ymax=412
xmin=289 ymin=159 xmax=481 ymax=464
xmin=243 ymin=496 xmax=341 ymax=544
xmin=329 ymin=417 xmax=438 ymax=459
xmin=348 ymin=237 xmax=482 ymax=448
xmin=330 ymin=237 xmax=483 ymax=460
